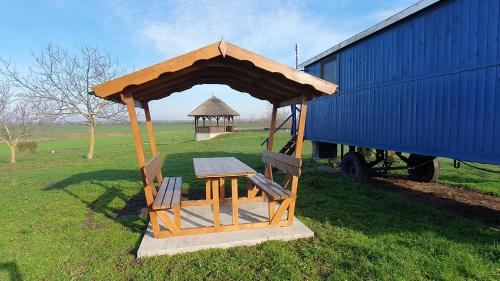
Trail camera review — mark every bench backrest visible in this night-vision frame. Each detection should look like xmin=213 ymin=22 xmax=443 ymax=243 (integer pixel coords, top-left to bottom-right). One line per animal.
xmin=262 ymin=150 xmax=302 ymax=177
xmin=142 ymin=154 xmax=164 ymax=205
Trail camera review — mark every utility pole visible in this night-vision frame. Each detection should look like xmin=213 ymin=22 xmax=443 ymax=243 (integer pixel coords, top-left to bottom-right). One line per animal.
xmin=291 ymin=43 xmax=299 ymax=136
xmin=295 ymin=43 xmax=299 ymax=70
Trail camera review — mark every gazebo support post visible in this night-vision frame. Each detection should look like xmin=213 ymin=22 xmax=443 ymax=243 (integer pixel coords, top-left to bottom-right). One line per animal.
xmin=287 ymin=96 xmax=308 ymax=225
xmin=264 ymin=103 xmax=278 ymax=179
xmin=121 ymin=93 xmax=146 ymax=170
xmin=263 ymin=103 xmax=278 ymax=204
xmin=121 ymin=93 xmax=160 ymax=237
xmin=142 ymin=101 xmax=163 ymax=184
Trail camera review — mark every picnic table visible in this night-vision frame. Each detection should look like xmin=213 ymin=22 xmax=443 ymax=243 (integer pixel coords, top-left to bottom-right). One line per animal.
xmin=193 ymin=157 xmax=256 ymax=226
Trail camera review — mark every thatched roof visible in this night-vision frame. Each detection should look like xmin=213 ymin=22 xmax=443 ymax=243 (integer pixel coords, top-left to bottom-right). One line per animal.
xmin=188 ymin=96 xmax=239 ymax=117
xmin=92 ymin=39 xmax=337 ymax=107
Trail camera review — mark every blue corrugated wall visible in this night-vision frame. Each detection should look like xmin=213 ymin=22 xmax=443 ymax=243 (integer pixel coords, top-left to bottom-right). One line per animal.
xmin=305 ymin=0 xmax=500 ymax=165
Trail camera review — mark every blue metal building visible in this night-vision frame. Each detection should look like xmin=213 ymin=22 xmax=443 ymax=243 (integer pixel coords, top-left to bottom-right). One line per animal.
xmin=301 ymin=0 xmax=500 ymax=167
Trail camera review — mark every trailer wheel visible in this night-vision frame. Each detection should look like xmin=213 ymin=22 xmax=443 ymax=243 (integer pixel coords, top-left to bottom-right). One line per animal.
xmin=407 ymin=154 xmax=440 ymax=182
xmin=341 ymin=152 xmax=368 ymax=182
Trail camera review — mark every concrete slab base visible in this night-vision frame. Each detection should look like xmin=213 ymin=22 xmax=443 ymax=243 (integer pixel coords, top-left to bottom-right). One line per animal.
xmin=195 ymin=132 xmax=226 ymax=141
xmin=137 ymin=201 xmax=314 ymax=257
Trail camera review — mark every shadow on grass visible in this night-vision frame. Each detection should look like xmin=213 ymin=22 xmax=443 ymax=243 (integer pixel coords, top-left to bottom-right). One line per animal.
xmin=370 ymin=177 xmax=500 ymax=227
xmin=42 ymin=151 xmax=263 ymax=254
xmin=297 ymin=169 xmax=499 ymax=248
xmin=0 ymin=262 xmax=23 ymax=281
xmin=44 ymin=169 xmax=146 ymax=233
xmin=44 ymin=150 xmax=497 ymax=253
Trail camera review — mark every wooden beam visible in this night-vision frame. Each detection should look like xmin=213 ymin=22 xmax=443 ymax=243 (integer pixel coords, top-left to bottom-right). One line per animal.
xmin=142 ymin=101 xmax=163 ymax=184
xmin=264 ymin=103 xmax=278 ymax=179
xmin=149 ymin=211 xmax=161 ymax=238
xmin=270 ymin=198 xmax=291 ymax=225
xmin=212 ymin=179 xmax=220 ymax=227
xmin=231 ymin=177 xmax=239 ymax=225
xmin=294 ymin=97 xmax=308 ymax=159
xmin=121 ymin=93 xmax=146 ymax=169
xmin=267 ymin=103 xmax=279 ymax=152
xmin=287 ymin=96 xmax=308 ymax=225
xmin=205 ymin=179 xmax=211 ymax=203
xmin=142 ymin=101 xmax=158 ymax=156
xmin=153 ymin=220 xmax=289 ymax=238
xmin=277 ymin=94 xmax=311 ymax=108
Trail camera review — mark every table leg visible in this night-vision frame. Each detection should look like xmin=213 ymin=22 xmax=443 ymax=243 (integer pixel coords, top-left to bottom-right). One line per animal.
xmin=174 ymin=205 xmax=181 ymax=228
xmin=247 ymin=180 xmax=253 ymax=198
xmin=205 ymin=179 xmax=211 ymax=203
xmin=247 ymin=179 xmax=258 ymax=198
xmin=231 ymin=177 xmax=238 ymax=225
xmin=211 ymin=178 xmax=220 ymax=227
xmin=219 ymin=178 xmax=225 ymax=200
xmin=268 ymin=199 xmax=275 ymax=221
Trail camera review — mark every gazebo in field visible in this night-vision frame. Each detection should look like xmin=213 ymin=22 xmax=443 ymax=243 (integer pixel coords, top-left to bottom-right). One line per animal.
xmin=92 ymin=39 xmax=337 ymax=256
xmin=188 ymin=96 xmax=239 ymax=141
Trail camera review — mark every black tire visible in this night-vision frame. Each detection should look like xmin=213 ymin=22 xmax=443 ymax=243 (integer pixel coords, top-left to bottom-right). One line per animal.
xmin=407 ymin=154 xmax=440 ymax=182
xmin=341 ymin=152 xmax=368 ymax=182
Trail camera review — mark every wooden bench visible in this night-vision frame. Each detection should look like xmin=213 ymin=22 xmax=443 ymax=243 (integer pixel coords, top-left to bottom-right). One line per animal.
xmin=142 ymin=153 xmax=182 ymax=238
xmin=248 ymin=150 xmax=301 ymax=224
xmin=249 ymin=173 xmax=295 ymax=200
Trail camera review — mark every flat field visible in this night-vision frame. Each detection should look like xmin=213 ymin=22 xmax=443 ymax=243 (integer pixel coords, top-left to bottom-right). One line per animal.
xmin=0 ymin=123 xmax=498 ymax=280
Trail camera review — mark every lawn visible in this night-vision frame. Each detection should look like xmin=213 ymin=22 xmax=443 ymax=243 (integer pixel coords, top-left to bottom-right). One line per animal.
xmin=0 ymin=123 xmax=498 ymax=280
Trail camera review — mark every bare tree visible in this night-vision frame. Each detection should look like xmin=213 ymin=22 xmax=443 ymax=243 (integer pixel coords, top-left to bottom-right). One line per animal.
xmin=0 ymin=44 xmax=127 ymax=160
xmin=263 ymin=106 xmax=290 ymax=129
xmin=0 ymin=83 xmax=45 ymax=163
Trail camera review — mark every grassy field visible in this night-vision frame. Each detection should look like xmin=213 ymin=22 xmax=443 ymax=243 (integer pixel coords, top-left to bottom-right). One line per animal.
xmin=0 ymin=123 xmax=498 ymax=280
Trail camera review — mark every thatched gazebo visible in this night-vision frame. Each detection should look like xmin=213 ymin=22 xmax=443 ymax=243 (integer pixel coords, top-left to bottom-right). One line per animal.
xmin=188 ymin=96 xmax=239 ymax=140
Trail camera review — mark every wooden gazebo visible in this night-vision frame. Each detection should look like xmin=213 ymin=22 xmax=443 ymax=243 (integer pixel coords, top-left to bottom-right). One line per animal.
xmin=92 ymin=40 xmax=337 ymax=238
xmin=188 ymin=96 xmax=239 ymax=141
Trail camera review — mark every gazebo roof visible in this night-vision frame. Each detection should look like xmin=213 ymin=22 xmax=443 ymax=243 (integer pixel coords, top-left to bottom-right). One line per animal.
xmin=92 ymin=39 xmax=337 ymax=107
xmin=188 ymin=96 xmax=239 ymax=117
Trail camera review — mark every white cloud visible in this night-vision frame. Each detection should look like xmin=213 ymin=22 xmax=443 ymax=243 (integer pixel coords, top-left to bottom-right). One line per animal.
xmin=107 ymin=0 xmax=349 ymax=66
xmin=102 ymin=0 xmax=417 ymax=120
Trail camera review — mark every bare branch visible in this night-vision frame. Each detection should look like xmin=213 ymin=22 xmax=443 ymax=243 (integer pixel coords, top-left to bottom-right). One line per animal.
xmin=0 ymin=44 xmax=128 ymax=160
xmin=0 ymin=83 xmax=48 ymax=150
xmin=0 ymin=44 xmax=128 ymax=123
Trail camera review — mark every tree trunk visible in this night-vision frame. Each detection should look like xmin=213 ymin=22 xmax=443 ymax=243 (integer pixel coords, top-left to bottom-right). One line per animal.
xmin=87 ymin=123 xmax=95 ymax=160
xmin=9 ymin=144 xmax=16 ymax=163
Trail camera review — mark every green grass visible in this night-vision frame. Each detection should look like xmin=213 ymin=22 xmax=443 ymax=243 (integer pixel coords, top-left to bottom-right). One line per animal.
xmin=0 ymin=124 xmax=498 ymax=280
xmin=438 ymin=159 xmax=500 ymax=196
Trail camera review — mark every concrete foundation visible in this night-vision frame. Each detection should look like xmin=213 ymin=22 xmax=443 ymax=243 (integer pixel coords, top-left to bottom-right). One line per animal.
xmin=195 ymin=132 xmax=225 ymax=141
xmin=137 ymin=201 xmax=314 ymax=257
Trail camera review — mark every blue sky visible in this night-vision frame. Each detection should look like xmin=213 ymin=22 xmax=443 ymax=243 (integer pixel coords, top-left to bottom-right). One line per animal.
xmin=0 ymin=0 xmax=417 ymax=120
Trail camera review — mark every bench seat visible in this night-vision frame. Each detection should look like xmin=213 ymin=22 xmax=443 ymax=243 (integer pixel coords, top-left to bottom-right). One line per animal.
xmin=152 ymin=177 xmax=182 ymax=210
xmin=249 ymin=173 xmax=294 ymax=201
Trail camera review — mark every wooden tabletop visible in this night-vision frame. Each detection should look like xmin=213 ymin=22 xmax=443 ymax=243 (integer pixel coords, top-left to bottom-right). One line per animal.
xmin=193 ymin=157 xmax=257 ymax=178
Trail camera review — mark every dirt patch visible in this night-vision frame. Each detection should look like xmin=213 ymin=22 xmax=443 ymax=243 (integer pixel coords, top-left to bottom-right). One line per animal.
xmin=84 ymin=208 xmax=107 ymax=230
xmin=370 ymin=176 xmax=500 ymax=228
